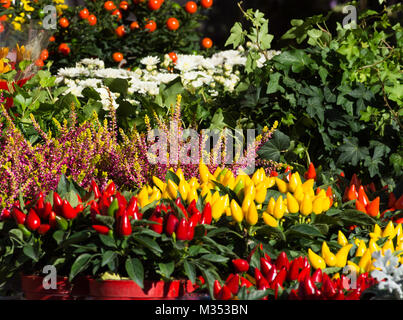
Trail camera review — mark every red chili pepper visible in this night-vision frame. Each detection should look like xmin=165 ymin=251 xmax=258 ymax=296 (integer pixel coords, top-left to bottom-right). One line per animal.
xmin=75 ymin=204 xmax=84 ymax=214
xmin=232 ymin=259 xmax=250 ymax=273
xmin=266 ymin=265 xmax=278 ymax=284
xmin=240 ymin=276 xmax=253 ymax=288
xmin=104 ymin=181 xmax=116 ymax=197
xmin=186 ymin=225 xmax=195 ymax=240
xmin=358 ymin=185 xmax=369 ymax=207
xmin=25 ymin=208 xmax=41 ymax=231
xmin=200 ymin=202 xmax=212 ymax=224
xmin=42 ymin=202 xmax=52 ymax=219
xmin=270 ymin=170 xmax=278 ymax=177
xmin=92 ymin=225 xmax=110 ymax=235
xmin=314 ymin=289 xmax=323 ymax=300
xmin=213 ymin=280 xmax=222 ymax=299
xmin=53 ymin=192 xmax=63 ymax=215
xmin=346 ymin=184 xmax=358 ymax=201
xmin=36 ymin=192 xmax=45 ymax=216
xmin=91 ymin=179 xmax=101 ymax=199
xmin=275 ymin=251 xmax=290 ymax=271
xmin=149 ymin=213 xmax=164 ymax=234
xmin=115 ymin=192 xmax=127 ymax=209
xmin=304 ymin=162 xmax=316 ymax=180
xmin=297 ymin=266 xmax=311 ymax=282
xmin=388 ymin=193 xmax=396 ymax=208
xmin=299 ymin=274 xmax=317 ymax=299
xmin=226 ymin=273 xmax=239 ymax=295
xmin=115 ymin=206 xmax=126 ymax=219
xmin=188 ymin=210 xmax=200 ymax=229
xmin=175 ymin=198 xmax=188 ymax=219
xmin=350 ymin=173 xmax=360 ymax=188
xmin=90 ymin=201 xmax=100 ymax=221
xmin=254 ymin=267 xmax=264 ymax=282
xmin=176 ymin=218 xmax=189 ymax=241
xmin=61 ymin=200 xmax=77 ymax=220
xmin=48 ymin=211 xmax=57 ymax=228
xmin=257 ymin=277 xmax=270 ymax=290
xmin=345 ymin=289 xmax=361 ymax=300
xmin=366 ymin=197 xmax=380 ymax=217
xmin=217 ymin=285 xmax=232 ymax=300
xmin=0 ymin=208 xmax=11 ymax=220
xmin=12 ymin=207 xmax=26 ymax=225
xmin=38 ymin=224 xmax=51 ymax=235
xmin=165 ymin=213 xmax=179 ymax=236
xmin=187 ymin=199 xmax=197 ymax=215
xmin=334 ymin=289 xmax=345 ymax=300
xmin=260 ymin=257 xmax=274 ymax=277
xmin=322 ymin=274 xmax=337 ymax=298
xmin=118 ymin=212 xmax=132 ymax=236
xmin=395 ymin=194 xmax=403 ymax=210
xmin=311 ymin=268 xmax=322 ymax=283
xmin=126 ymin=197 xmax=139 ymax=219
xmin=355 ymin=199 xmax=367 ymax=214
xmin=272 ymin=267 xmax=287 ymax=288
xmin=287 ymin=258 xmax=302 ymax=281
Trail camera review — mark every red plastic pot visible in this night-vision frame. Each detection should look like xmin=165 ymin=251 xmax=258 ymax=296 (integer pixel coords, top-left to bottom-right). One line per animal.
xmin=21 ymin=275 xmax=73 ymax=300
xmin=88 ymin=279 xmax=197 ymax=300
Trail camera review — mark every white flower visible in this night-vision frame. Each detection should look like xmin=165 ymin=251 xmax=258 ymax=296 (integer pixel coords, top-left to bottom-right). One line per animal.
xmin=78 ymin=78 xmax=103 ymax=88
xmin=77 ymin=58 xmax=105 ymax=69
xmin=95 ymin=87 xmax=119 ymax=111
xmin=140 ymin=56 xmax=160 ymax=66
xmin=57 ymin=67 xmax=89 ymax=78
xmin=175 ymin=54 xmax=203 ymax=72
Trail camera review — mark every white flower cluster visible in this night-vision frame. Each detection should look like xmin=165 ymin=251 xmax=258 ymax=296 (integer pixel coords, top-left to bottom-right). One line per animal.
xmin=371 ymin=250 xmax=403 ymax=299
xmin=54 ymin=48 xmax=281 ymax=110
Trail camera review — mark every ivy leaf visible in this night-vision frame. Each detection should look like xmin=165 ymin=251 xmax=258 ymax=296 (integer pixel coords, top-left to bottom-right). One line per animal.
xmin=337 ymin=137 xmax=369 ymax=166
xmin=257 ymin=130 xmax=290 ymax=161
xmin=225 ymin=22 xmax=245 ymax=48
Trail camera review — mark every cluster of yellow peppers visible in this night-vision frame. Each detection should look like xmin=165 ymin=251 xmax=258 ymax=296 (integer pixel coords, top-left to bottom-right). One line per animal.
xmin=308 ymin=221 xmax=403 ymax=275
xmin=140 ymin=164 xmax=334 ymax=230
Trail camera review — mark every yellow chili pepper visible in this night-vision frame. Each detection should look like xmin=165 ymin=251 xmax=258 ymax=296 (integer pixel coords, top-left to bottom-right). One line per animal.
xmin=347 ymin=261 xmax=360 ymax=274
xmin=355 ymin=240 xmax=367 ymax=257
xmin=212 ymin=196 xmax=225 ymax=221
xmin=275 ymin=178 xmax=288 ymax=193
xmin=211 ymin=190 xmax=220 ymax=205
xmin=178 ymin=179 xmax=189 ymax=201
xmin=265 ymin=176 xmax=276 ymax=189
xmin=188 ymin=177 xmax=200 ymax=190
xmin=152 ymin=176 xmax=166 ymax=192
xmin=230 ymin=199 xmax=243 ymax=223
xmin=300 ymin=193 xmax=313 ymax=216
xmin=382 ymin=221 xmax=395 ymax=239
xmin=288 ymin=173 xmax=300 ymax=193
xmin=262 ymin=212 xmax=278 ymax=227
xmin=187 ymin=186 xmax=198 ymax=205
xmin=244 ymin=181 xmax=256 ymax=199
xmin=286 ymin=193 xmax=299 ymax=214
xmin=254 ymin=183 xmax=267 ymax=204
xmin=337 ymin=231 xmax=348 ymax=247
xmin=266 ymin=197 xmax=276 ymax=215
xmin=321 ymin=241 xmax=337 ymax=267
xmin=312 ymin=196 xmax=324 ymax=215
xmin=246 ymin=201 xmax=258 ymax=226
xmin=322 ymin=196 xmax=331 ymax=211
xmin=167 ymin=180 xmax=179 ymax=199
xmin=335 ymin=244 xmax=353 ymax=268
xmin=395 ymin=223 xmax=402 ymax=239
xmin=199 ymin=163 xmax=210 ymax=184
xmin=273 ymin=196 xmax=285 ymax=219
xmin=176 ymin=168 xmax=185 ymax=181
xmin=358 ymin=249 xmax=372 ymax=273
xmin=251 ymin=169 xmax=263 ymax=185
xmin=308 ymin=248 xmax=326 ymax=269
xmin=242 ymin=194 xmax=253 ymax=216
xmin=294 ymin=171 xmax=302 ymax=185
xmin=302 ymin=179 xmax=315 ymax=195
xmin=368 ymin=238 xmax=380 ymax=253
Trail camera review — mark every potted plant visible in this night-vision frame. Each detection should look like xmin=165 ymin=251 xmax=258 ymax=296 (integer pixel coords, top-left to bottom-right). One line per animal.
xmin=0 ymin=174 xmax=91 ymax=300
xmin=65 ymin=172 xmax=237 ymax=300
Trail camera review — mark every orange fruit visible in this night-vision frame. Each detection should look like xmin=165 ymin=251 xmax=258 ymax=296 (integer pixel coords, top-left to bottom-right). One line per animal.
xmin=115 ymin=25 xmax=125 ymax=37
xmin=200 ymin=0 xmax=213 ymax=8
xmin=148 ymin=0 xmax=162 ymax=10
xmin=201 ymin=37 xmax=213 ymax=49
xmin=40 ymin=49 xmax=49 ymax=61
xmin=168 ymin=52 xmax=178 ymax=63
xmin=104 ymin=1 xmax=116 ymax=11
xmin=130 ymin=21 xmax=139 ymax=30
xmin=49 ymin=36 xmax=55 ymax=42
xmin=58 ymin=43 xmax=70 ymax=56
xmin=87 ymin=14 xmax=97 ymax=25
xmin=166 ymin=17 xmax=179 ymax=31
xmin=111 ymin=9 xmax=122 ymax=20
xmin=113 ymin=52 xmax=124 ymax=62
xmin=119 ymin=1 xmax=129 ymax=10
xmin=79 ymin=8 xmax=89 ymax=19
xmin=144 ymin=19 xmax=156 ymax=32
xmin=59 ymin=17 xmax=69 ymax=28
xmin=185 ymin=1 xmax=197 ymax=14
xmin=35 ymin=59 xmax=44 ymax=67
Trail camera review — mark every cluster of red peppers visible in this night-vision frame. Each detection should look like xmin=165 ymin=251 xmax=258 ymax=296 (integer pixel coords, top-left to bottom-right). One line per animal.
xmin=0 ymin=191 xmax=84 ymax=237
xmin=148 ymin=198 xmax=212 ymax=241
xmin=89 ymin=180 xmax=140 ymax=237
xmin=342 ymin=173 xmax=403 ymax=220
xmin=213 ymin=248 xmax=377 ymax=300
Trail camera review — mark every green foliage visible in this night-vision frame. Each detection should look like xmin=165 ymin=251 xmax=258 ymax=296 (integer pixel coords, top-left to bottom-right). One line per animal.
xmin=225 ymin=2 xmax=402 ymax=184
